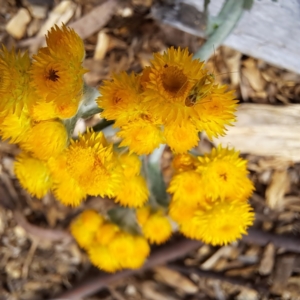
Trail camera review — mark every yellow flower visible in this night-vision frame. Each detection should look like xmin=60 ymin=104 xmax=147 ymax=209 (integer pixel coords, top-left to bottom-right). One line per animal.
xmin=197 ymin=146 xmax=254 ymax=201
xmin=48 ymin=156 xmax=87 ymax=206
xmin=87 ymin=220 xmax=150 ymax=272
xmin=192 ymin=86 xmax=238 ymax=140
xmin=114 ymin=175 xmax=149 ymax=207
xmin=45 ymin=24 xmax=85 ymax=62
xmin=143 ymin=47 xmax=205 ymax=125
xmin=20 ymin=120 xmax=68 ymax=160
xmin=0 ymin=46 xmax=31 ymax=114
xmin=29 ymin=98 xmax=64 ymax=121
xmin=168 ymin=200 xmax=198 ymax=224
xmin=137 ymin=207 xmax=172 ymax=244
xmin=98 ymin=72 xmax=143 ymax=125
xmin=139 ymin=66 xmax=151 ymax=90
xmin=0 ymin=109 xmax=32 ymax=143
xmin=118 ymin=152 xmax=141 ymax=178
xmin=88 ymin=244 xmax=121 ymax=273
xmin=94 ymin=223 xmax=120 ymax=246
xmin=163 ymin=122 xmax=199 ymax=153
xmin=136 ymin=206 xmax=151 ymax=225
xmin=180 ymin=199 xmax=254 ymax=246
xmin=118 ymin=116 xmax=165 ymax=155
xmin=109 ymin=232 xmax=150 ymax=269
xmin=30 ymin=48 xmax=86 ymax=119
xmin=167 ymin=170 xmax=205 ymax=205
xmin=57 ymin=129 xmax=121 ymax=197
xmin=172 ymin=153 xmax=198 ymax=173
xmin=52 ymin=175 xmax=87 ymax=207
xmin=70 ymin=210 xmax=104 ymax=249
xmin=14 ymin=152 xmax=52 ymax=198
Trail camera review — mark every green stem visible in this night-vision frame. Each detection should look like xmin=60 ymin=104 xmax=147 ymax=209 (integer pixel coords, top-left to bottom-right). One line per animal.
xmin=63 ymin=84 xmax=102 ymax=136
xmin=194 ymin=0 xmax=245 ymax=61
xmin=146 ymin=145 xmax=169 ymax=207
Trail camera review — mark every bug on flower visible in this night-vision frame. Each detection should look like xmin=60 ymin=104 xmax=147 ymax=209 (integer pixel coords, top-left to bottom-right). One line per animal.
xmin=184 ymin=73 xmax=215 ymax=107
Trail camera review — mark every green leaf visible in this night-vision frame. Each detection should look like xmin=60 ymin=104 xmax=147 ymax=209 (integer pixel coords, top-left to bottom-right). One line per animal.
xmin=107 ymin=207 xmax=140 ymax=234
xmin=243 ymin=0 xmax=254 ymax=10
xmin=147 ymin=161 xmax=169 ymax=207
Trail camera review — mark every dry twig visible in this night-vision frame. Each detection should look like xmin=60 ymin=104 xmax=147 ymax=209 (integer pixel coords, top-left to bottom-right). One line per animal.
xmin=52 ymin=228 xmax=300 ymax=299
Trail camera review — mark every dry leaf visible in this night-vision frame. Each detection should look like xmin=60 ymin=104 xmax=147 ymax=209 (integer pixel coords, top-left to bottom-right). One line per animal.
xmin=94 ymin=30 xmax=110 ymax=61
xmin=141 ymin=281 xmax=178 ymax=300
xmin=265 ymin=169 xmax=290 ymax=210
xmin=37 ymin=0 xmax=77 ymax=37
xmin=225 ymin=265 xmax=257 ymax=278
xmin=27 ymin=4 xmax=48 ymax=19
xmin=201 ymin=246 xmax=233 ymax=270
xmin=259 ymin=243 xmax=275 ymax=275
xmin=154 ymin=266 xmax=198 ymax=294
xmin=242 ymin=59 xmax=266 ymax=91
xmin=6 ymin=8 xmax=31 ymax=39
xmin=272 ymin=254 xmax=296 ymax=293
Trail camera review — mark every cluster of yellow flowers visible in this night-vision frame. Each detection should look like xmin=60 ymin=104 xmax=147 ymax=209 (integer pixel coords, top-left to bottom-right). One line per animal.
xmin=168 ymin=147 xmax=254 ymax=246
xmin=1 ymin=23 xmax=255 ymax=272
xmin=71 ymin=210 xmax=150 ymax=272
xmin=0 ymin=25 xmax=83 ymax=198
xmin=16 ymin=129 xmax=149 ymax=207
xmin=98 ymin=48 xmax=237 ymax=154
xmin=70 ymin=207 xmax=172 ymax=272
xmin=0 ymin=25 xmax=85 ymax=145
xmin=0 ymin=25 xmax=147 ymax=207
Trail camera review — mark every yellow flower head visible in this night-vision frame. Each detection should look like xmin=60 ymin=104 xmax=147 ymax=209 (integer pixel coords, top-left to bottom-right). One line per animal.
xmin=163 ymin=122 xmax=199 ymax=153
xmin=192 ymin=86 xmax=238 ymax=140
xmin=197 ymin=146 xmax=254 ymax=201
xmin=180 ymin=199 xmax=254 ymax=246
xmin=20 ymin=120 xmax=68 ymax=161
xmin=143 ymin=47 xmax=205 ymax=124
xmin=0 ymin=109 xmax=32 ymax=143
xmin=172 ymin=153 xmax=198 ymax=173
xmin=98 ymin=72 xmax=143 ymax=125
xmin=139 ymin=66 xmax=151 ymax=90
xmin=45 ymin=24 xmax=85 ymax=62
xmin=118 ymin=152 xmax=141 ymax=178
xmin=114 ymin=175 xmax=149 ymax=207
xmin=14 ymin=152 xmax=52 ymax=198
xmin=29 ymin=90 xmax=79 ymax=121
xmin=70 ymin=210 xmax=104 ymax=249
xmin=48 ymin=156 xmax=87 ymax=207
xmin=87 ymin=219 xmax=150 ymax=272
xmin=0 ymin=46 xmax=31 ymax=114
xmin=88 ymin=244 xmax=121 ymax=273
xmin=136 ymin=206 xmax=151 ymax=225
xmin=118 ymin=116 xmax=165 ymax=155
xmin=137 ymin=207 xmax=172 ymax=244
xmin=167 ymin=170 xmax=205 ymax=205
xmin=30 ymin=48 xmax=85 ymax=119
xmin=94 ymin=223 xmax=120 ymax=246
xmin=169 ymin=199 xmax=198 ymax=224
xmin=109 ymin=232 xmax=150 ymax=269
xmin=60 ymin=129 xmax=122 ymax=197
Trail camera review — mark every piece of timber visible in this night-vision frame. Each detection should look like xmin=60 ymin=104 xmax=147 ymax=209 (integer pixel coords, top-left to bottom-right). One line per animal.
xmin=152 ymin=0 xmax=300 ymax=74
xmin=212 ymin=103 xmax=300 ymax=162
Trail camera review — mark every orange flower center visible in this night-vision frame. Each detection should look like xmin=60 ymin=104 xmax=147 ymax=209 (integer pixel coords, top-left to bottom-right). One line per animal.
xmin=161 ymin=66 xmax=188 ymax=97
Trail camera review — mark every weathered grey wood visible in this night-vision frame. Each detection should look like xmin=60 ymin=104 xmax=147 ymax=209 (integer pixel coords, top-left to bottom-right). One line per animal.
xmin=152 ymin=0 xmax=300 ymax=74
xmin=212 ymin=104 xmax=300 ymax=162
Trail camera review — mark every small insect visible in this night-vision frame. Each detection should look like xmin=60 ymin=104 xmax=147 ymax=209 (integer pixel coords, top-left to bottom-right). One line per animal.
xmin=184 ymin=73 xmax=215 ymax=107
